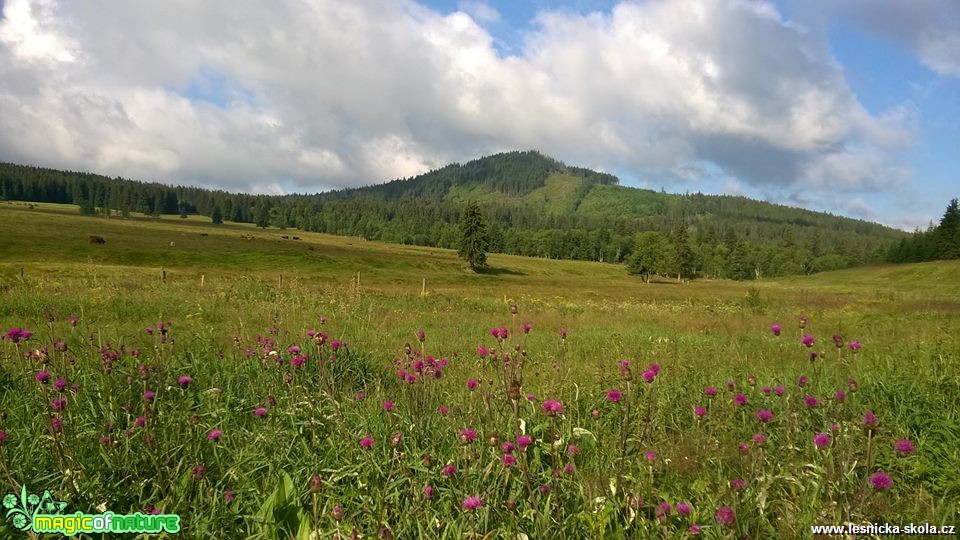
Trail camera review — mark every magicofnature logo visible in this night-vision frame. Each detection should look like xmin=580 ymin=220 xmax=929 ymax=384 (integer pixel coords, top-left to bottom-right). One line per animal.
xmin=3 ymin=486 xmax=180 ymax=536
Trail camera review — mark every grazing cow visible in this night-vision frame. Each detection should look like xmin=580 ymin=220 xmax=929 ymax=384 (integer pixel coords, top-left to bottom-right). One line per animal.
xmin=88 ymin=235 xmax=105 ymax=244
xmin=292 ymin=236 xmax=300 ymax=240
xmin=200 ymin=233 xmax=208 ymax=236
xmin=281 ymin=235 xmax=289 ymax=239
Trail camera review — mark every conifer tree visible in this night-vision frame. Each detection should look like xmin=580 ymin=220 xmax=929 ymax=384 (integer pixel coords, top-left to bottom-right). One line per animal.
xmin=458 ymin=201 xmax=489 ymax=271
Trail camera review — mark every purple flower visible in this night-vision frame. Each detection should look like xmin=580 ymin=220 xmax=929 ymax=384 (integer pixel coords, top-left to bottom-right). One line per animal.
xmin=287 ymin=345 xmax=301 ymax=355
xmin=704 ymin=386 xmax=717 ymax=397
xmin=642 ymin=370 xmax=656 ymax=383
xmin=52 ymin=397 xmax=67 ymax=412
xmin=834 ymin=390 xmax=846 ymax=403
xmin=762 ymin=386 xmax=771 ymax=395
xmin=355 ymin=392 xmax=365 ymax=401
xmin=694 ymin=406 xmax=707 ymax=418
xmin=715 ymin=506 xmax=736 ymax=527
xmin=798 ymin=375 xmax=809 ymax=387
xmin=360 ymin=436 xmax=374 ymax=449
xmin=68 ymin=316 xmax=79 ymax=327
xmin=477 ymin=346 xmax=488 ymax=358
xmin=804 ymin=395 xmax=819 ymax=409
xmin=730 ymin=478 xmax=746 ymax=492
xmin=501 ymin=441 xmax=515 ymax=453
xmin=676 ymin=502 xmax=692 ymax=516
xmin=770 ymin=323 xmax=782 ymax=336
xmin=423 ymin=485 xmax=433 ymax=499
xmin=459 ymin=428 xmax=477 ymax=444
xmin=558 ymin=327 xmax=567 ymax=339
xmin=254 ymin=407 xmax=267 ymax=417
xmin=689 ymin=524 xmax=701 ymax=535
xmin=208 ymin=429 xmax=223 ymax=442
xmin=801 ymin=335 xmax=815 ymax=348
xmin=224 ymin=489 xmax=234 ymax=503
xmin=50 ymin=416 xmax=63 ymax=433
xmin=438 ymin=405 xmax=449 ymax=416
xmin=894 ymin=439 xmax=915 ymax=456
xmin=502 ymin=454 xmax=516 ymax=467
xmin=848 ymin=340 xmax=862 ymax=352
xmin=416 ymin=329 xmax=426 ymax=342
xmin=383 ymin=400 xmax=394 ymax=412
xmin=177 ymin=375 xmax=192 ymax=388
xmin=542 ymin=399 xmax=563 ymax=416
xmin=466 ymin=379 xmax=478 ymax=390
xmin=135 ymin=416 xmax=146 ymax=427
xmin=725 ymin=380 xmax=735 ymax=391
xmin=645 ymin=451 xmax=657 ymax=463
xmin=774 ymin=385 xmax=785 ymax=396
xmin=863 ymin=411 xmax=879 ymax=430
xmin=567 ymin=444 xmax=579 ymax=457
xmin=143 ymin=390 xmax=156 ymax=402
xmin=752 ymin=433 xmax=767 ymax=446
xmin=442 ymin=463 xmax=457 ymax=477
xmin=607 ymin=389 xmax=622 ymax=402
xmin=35 ymin=371 xmax=51 ymax=384
xmin=738 ymin=442 xmax=749 ymax=454
xmin=53 ymin=378 xmax=67 ymax=392
xmin=870 ymin=471 xmax=892 ymax=491
xmin=6 ymin=327 xmax=32 ymax=343
xmin=734 ymin=393 xmax=748 ymax=406
xmin=517 ymin=435 xmax=533 ymax=448
xmin=757 ymin=409 xmax=774 ymax=422
xmin=0 ymin=431 xmax=6 ymax=445
xmin=813 ymin=432 xmax=832 ymax=449
xmin=462 ymin=495 xmax=483 ymax=511
xmin=522 ymin=323 xmax=532 ymax=334
xmin=649 ymin=363 xmax=662 ymax=375
xmin=656 ymin=501 xmax=672 ymax=519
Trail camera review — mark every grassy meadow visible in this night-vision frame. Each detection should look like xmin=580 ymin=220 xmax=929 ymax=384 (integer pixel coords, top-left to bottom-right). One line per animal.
xmin=1 ymin=201 xmax=959 ymax=538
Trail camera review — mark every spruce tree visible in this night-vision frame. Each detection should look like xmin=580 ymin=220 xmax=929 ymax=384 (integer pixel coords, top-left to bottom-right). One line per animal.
xmin=458 ymin=201 xmax=489 ymax=271
xmin=211 ymin=205 xmax=223 ymax=224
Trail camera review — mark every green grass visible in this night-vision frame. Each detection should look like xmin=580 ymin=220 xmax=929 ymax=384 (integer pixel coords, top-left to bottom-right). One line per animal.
xmin=0 ymin=203 xmax=958 ymax=538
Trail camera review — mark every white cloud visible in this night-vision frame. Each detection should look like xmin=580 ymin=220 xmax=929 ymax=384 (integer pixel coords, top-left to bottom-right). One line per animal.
xmin=0 ymin=0 xmax=923 ymax=223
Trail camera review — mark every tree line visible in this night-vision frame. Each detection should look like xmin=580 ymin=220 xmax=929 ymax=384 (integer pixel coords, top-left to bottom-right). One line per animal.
xmin=886 ymin=199 xmax=960 ymax=263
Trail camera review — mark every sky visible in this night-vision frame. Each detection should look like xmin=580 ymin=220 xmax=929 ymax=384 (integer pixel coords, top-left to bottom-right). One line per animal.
xmin=0 ymin=0 xmax=957 ymax=230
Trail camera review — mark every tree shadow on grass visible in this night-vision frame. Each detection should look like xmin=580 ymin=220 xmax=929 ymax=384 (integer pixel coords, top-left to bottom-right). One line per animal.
xmin=475 ymin=266 xmax=525 ymax=276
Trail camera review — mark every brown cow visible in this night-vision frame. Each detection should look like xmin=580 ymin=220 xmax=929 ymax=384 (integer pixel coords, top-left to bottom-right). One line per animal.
xmin=88 ymin=235 xmax=105 ymax=244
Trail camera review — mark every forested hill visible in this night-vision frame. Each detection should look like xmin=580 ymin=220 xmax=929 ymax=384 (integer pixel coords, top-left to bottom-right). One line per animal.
xmin=0 ymin=151 xmax=906 ymax=278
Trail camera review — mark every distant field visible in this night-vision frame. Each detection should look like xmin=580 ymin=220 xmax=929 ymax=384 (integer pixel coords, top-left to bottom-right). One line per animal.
xmin=1 ymin=201 xmax=958 ymax=538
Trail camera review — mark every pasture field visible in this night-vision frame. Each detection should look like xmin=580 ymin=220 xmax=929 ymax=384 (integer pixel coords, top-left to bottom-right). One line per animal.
xmin=1 ymin=201 xmax=959 ymax=538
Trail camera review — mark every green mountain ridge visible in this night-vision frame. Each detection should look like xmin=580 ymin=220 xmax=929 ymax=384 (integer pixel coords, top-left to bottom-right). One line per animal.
xmin=0 ymin=150 xmax=906 ymax=277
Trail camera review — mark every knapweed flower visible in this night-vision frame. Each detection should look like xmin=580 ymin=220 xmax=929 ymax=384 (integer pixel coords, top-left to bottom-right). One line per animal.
xmin=656 ymin=502 xmax=672 ymax=519
xmin=738 ymin=442 xmax=749 ymax=454
xmin=360 ymin=436 xmax=374 ymax=449
xmin=607 ymin=389 xmax=622 ymax=403
xmin=355 ymin=392 xmax=365 ymax=401
xmin=208 ymin=429 xmax=223 ymax=442
xmin=752 ymin=433 xmax=767 ymax=446
xmin=287 ymin=345 xmax=301 ymax=355
xmin=68 ymin=316 xmax=79 ymax=327
xmin=526 ymin=393 xmax=536 ymax=401
xmin=36 ymin=371 xmax=51 ymax=384
xmin=689 ymin=524 xmax=701 ymax=535
xmin=542 ymin=399 xmax=563 ymax=416
xmin=466 ymin=379 xmax=478 ymax=390
xmin=834 ymin=390 xmax=846 ymax=403
xmin=143 ymin=390 xmax=156 ymax=402
xmin=645 ymin=451 xmax=657 ymax=463
xmin=442 ymin=463 xmax=457 ymax=477
xmin=462 ymin=496 xmax=483 ymax=511
xmin=774 ymin=385 xmax=785 ymax=396
xmin=224 ymin=489 xmax=234 ymax=503
xmin=6 ymin=327 xmax=32 ymax=343
xmin=862 ymin=411 xmax=879 ymax=430
xmin=501 ymin=441 xmax=515 ymax=453
xmin=801 ymin=335 xmax=815 ymax=348
xmin=254 ymin=407 xmax=267 ymax=417
xmin=135 ymin=416 xmax=146 ymax=427
xmin=437 ymin=405 xmax=449 ymax=416
xmin=813 ymin=432 xmax=832 ymax=449
xmin=762 ymin=386 xmax=771 ymax=395
xmin=804 ymin=395 xmax=819 ymax=409
xmin=383 ymin=400 xmax=394 ymax=412
xmin=894 ymin=439 xmax=915 ymax=456
xmin=757 ymin=409 xmax=774 ymax=422
xmin=558 ymin=328 xmax=567 ymax=339
xmin=539 ymin=484 xmax=550 ymax=495
xmin=459 ymin=428 xmax=477 ymax=444
xmin=704 ymin=386 xmax=717 ymax=397
xmin=734 ymin=393 xmax=748 ymax=406
xmin=177 ymin=375 xmax=192 ymax=388
xmin=502 ymin=454 xmax=516 ymax=467
xmin=649 ymin=363 xmax=662 ymax=375
xmin=848 ymin=340 xmax=862 ymax=352
xmin=517 ymin=435 xmax=533 ymax=448
xmin=725 ymin=380 xmax=735 ymax=391
xmin=832 ymin=334 xmax=844 ymax=348
xmin=477 ymin=346 xmax=488 ymax=358
xmin=567 ymin=444 xmax=579 ymax=457
xmin=192 ymin=465 xmax=205 ymax=478
xmin=50 ymin=416 xmax=63 ymax=433
xmin=423 ymin=485 xmax=433 ymax=499
xmin=730 ymin=478 xmax=746 ymax=492
xmin=490 ymin=327 xmax=509 ymax=340
xmin=798 ymin=375 xmax=809 ymax=387
xmin=416 ymin=329 xmax=425 ymax=342
xmin=695 ymin=406 xmax=707 ymax=418
xmin=642 ymin=370 xmax=656 ymax=383
xmin=331 ymin=505 xmax=343 ymax=520
xmin=52 ymin=397 xmax=67 ymax=412
xmin=0 ymin=431 xmax=7 ymax=445
xmin=715 ymin=506 xmax=736 ymax=527
xmin=770 ymin=323 xmax=782 ymax=336
xmin=870 ymin=471 xmax=892 ymax=491
xmin=522 ymin=323 xmax=532 ymax=334
xmin=53 ymin=379 xmax=67 ymax=392
xmin=676 ymin=502 xmax=692 ymax=516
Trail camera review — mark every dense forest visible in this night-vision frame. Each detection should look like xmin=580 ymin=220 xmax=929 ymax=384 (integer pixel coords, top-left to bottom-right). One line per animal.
xmin=0 ymin=151 xmax=914 ymax=279
xmin=886 ymin=199 xmax=960 ymax=263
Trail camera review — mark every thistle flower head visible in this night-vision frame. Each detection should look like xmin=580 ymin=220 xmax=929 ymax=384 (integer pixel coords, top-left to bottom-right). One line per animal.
xmin=770 ymin=323 xmax=782 ymax=336
xmin=894 ymin=438 xmax=915 ymax=456
xmin=208 ymin=429 xmax=223 ymax=442
xmin=715 ymin=506 xmax=735 ymax=527
xmin=360 ymin=436 xmax=374 ymax=449
xmin=757 ymin=409 xmax=774 ymax=422
xmin=813 ymin=432 xmax=832 ymax=449
xmin=606 ymin=389 xmax=622 ymax=403
xmin=870 ymin=471 xmax=892 ymax=491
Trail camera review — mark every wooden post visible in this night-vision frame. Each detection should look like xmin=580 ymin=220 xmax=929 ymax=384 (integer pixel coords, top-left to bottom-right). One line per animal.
xmin=421 ymin=278 xmax=426 ymax=295
xmin=278 ymin=274 xmax=283 ymax=290
xmin=160 ymin=268 xmax=166 ymax=284
xmin=201 ymin=274 xmax=205 ymax=287
xmin=357 ymin=271 xmax=361 ymax=292
xmin=20 ymin=267 xmax=24 ymax=280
